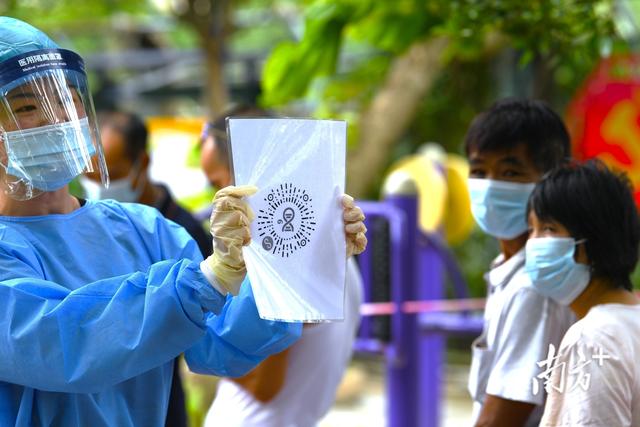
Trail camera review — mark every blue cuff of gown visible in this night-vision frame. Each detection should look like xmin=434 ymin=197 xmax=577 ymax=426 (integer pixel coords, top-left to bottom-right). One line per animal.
xmin=183 ymin=261 xmax=226 ymax=315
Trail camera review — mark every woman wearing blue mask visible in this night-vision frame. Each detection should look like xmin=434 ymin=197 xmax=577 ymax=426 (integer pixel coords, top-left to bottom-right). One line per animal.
xmin=526 ymin=160 xmax=640 ymax=426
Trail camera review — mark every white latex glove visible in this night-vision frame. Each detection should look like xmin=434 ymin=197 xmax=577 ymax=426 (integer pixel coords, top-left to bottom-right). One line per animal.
xmin=200 ymin=185 xmax=258 ymax=295
xmin=342 ymin=194 xmax=367 ymax=257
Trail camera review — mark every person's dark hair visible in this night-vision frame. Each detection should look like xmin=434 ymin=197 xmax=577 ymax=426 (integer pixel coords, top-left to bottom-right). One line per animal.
xmin=528 ymin=160 xmax=640 ymax=290
xmin=464 ymin=98 xmax=570 ymax=173
xmin=201 ymin=104 xmax=271 ymax=168
xmin=97 ymin=111 xmax=148 ymax=161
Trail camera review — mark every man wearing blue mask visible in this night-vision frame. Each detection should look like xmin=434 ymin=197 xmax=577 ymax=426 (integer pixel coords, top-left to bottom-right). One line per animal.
xmin=80 ymin=111 xmax=211 ymax=256
xmin=465 ymin=99 xmax=575 ymax=427
xmin=80 ymin=111 xmax=211 ymax=427
xmin=0 ymin=17 xmax=368 ymax=427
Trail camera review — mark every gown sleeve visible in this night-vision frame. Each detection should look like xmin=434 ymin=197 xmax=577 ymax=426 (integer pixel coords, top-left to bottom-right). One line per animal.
xmin=185 ymin=278 xmax=302 ymax=377
xmin=0 ymin=239 xmax=216 ymax=393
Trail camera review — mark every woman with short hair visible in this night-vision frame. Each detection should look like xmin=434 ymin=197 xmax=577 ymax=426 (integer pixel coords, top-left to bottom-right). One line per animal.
xmin=525 ymin=160 xmax=640 ymax=426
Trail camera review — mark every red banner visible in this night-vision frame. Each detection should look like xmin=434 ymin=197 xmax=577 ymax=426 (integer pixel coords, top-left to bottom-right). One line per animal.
xmin=567 ymin=54 xmax=640 ymax=205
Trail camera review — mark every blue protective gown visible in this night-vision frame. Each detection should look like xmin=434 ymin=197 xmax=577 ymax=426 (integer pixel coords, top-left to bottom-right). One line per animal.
xmin=0 ymin=199 xmax=302 ymax=426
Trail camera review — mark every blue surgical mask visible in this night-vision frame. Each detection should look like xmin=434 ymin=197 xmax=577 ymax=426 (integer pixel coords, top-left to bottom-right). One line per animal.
xmin=525 ymin=237 xmax=590 ymax=305
xmin=3 ymin=117 xmax=95 ymax=191
xmin=79 ymin=166 xmax=144 ymax=203
xmin=467 ymin=178 xmax=535 ymax=239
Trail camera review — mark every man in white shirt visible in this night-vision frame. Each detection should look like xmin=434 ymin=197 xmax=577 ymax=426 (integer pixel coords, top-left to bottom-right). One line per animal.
xmin=205 ymin=258 xmax=363 ymax=427
xmin=464 ymin=99 xmax=575 ymax=427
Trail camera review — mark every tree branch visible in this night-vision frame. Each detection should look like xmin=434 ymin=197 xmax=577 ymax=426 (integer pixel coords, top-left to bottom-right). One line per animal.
xmin=347 ymin=36 xmax=449 ymax=197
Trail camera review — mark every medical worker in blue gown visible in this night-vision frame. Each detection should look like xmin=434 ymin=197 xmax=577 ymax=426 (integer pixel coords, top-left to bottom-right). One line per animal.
xmin=0 ymin=17 xmax=368 ymax=427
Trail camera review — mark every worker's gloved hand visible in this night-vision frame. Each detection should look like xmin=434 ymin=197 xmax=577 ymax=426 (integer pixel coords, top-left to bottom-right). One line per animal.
xmin=343 ymin=194 xmax=368 ymax=257
xmin=200 ymin=185 xmax=258 ymax=296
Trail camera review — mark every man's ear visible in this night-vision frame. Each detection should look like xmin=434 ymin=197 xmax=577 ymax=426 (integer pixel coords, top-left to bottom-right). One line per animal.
xmin=132 ymin=152 xmax=151 ymax=189
xmin=139 ymin=152 xmax=150 ymax=172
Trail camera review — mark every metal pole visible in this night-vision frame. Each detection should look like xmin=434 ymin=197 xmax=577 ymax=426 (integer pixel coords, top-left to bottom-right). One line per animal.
xmin=417 ymin=232 xmax=445 ymax=427
xmin=357 ymin=214 xmax=374 ymax=340
xmin=384 ymin=191 xmax=419 ymax=427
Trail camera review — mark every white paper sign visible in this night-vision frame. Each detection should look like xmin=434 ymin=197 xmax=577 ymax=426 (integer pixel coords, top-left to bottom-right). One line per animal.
xmin=227 ymin=118 xmax=347 ymax=322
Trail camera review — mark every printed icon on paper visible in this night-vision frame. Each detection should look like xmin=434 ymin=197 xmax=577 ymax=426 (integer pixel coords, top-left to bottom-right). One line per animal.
xmin=257 ymin=183 xmax=316 ymax=257
xmin=262 ymin=236 xmax=274 ymax=251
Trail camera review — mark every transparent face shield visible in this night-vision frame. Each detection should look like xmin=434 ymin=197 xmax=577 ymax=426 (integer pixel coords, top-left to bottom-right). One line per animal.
xmin=0 ymin=49 xmax=108 ymax=200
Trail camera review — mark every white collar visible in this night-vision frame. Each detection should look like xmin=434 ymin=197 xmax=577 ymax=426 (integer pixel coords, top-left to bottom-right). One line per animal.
xmin=487 ymin=246 xmax=526 ymax=289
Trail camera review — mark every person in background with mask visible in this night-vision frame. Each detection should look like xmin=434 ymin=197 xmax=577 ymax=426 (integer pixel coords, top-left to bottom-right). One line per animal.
xmin=0 ymin=17 xmax=367 ymax=426
xmin=79 ymin=111 xmax=210 ymax=427
xmin=81 ymin=111 xmax=211 ymax=256
xmin=200 ymin=106 xmax=365 ymax=427
xmin=465 ymin=99 xmax=575 ymax=427
xmin=526 ymin=161 xmax=640 ymax=426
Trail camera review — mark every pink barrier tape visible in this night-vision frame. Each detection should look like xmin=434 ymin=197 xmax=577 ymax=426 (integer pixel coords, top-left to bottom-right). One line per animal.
xmin=360 ymin=298 xmax=486 ymax=316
